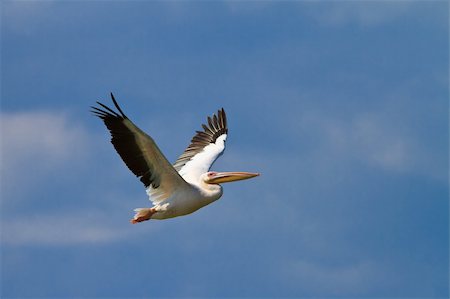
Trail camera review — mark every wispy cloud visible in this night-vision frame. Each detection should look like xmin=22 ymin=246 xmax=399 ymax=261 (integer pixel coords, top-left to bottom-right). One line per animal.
xmin=225 ymin=1 xmax=273 ymax=15
xmin=1 ymin=111 xmax=89 ymax=201
xmin=1 ymin=1 xmax=55 ymax=35
xmin=0 ymin=110 xmax=158 ymax=246
xmin=297 ymin=108 xmax=445 ymax=181
xmin=3 ymin=213 xmax=116 ymax=246
xmin=306 ymin=1 xmax=417 ymax=27
xmin=1 ymin=210 xmax=156 ymax=246
xmin=283 ymin=258 xmax=384 ymax=296
xmin=1 ymin=111 xmax=87 ymax=162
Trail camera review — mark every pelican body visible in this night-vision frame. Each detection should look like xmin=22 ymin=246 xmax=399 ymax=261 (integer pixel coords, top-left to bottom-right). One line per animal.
xmin=92 ymin=94 xmax=259 ymax=223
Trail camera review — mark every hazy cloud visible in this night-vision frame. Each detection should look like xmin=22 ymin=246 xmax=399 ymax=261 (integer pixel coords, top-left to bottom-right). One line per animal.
xmin=1 ymin=211 xmax=152 ymax=246
xmin=1 ymin=111 xmax=89 ymax=199
xmin=298 ymin=109 xmax=444 ymax=181
xmin=307 ymin=1 xmax=417 ymax=27
xmin=284 ymin=258 xmax=384 ymax=296
xmin=1 ymin=1 xmax=55 ymax=35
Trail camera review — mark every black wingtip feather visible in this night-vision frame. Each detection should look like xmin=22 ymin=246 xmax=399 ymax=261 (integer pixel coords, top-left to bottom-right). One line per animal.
xmin=93 ymin=103 xmax=121 ymax=118
xmin=221 ymin=108 xmax=227 ymax=132
xmin=110 ymin=93 xmax=127 ymax=118
xmin=91 ymin=110 xmax=107 ymax=119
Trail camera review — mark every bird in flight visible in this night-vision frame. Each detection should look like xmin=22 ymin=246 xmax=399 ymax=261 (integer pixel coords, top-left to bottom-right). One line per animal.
xmin=92 ymin=93 xmax=259 ymax=223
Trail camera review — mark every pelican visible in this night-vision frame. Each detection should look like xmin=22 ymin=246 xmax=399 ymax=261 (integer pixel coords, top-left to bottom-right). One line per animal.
xmin=91 ymin=93 xmax=259 ymax=223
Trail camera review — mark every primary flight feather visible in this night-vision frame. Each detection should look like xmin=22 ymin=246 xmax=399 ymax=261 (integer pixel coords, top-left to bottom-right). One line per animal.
xmin=92 ymin=93 xmax=259 ymax=223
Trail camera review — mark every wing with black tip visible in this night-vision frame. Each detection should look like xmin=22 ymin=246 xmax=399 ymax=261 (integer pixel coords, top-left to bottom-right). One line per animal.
xmin=174 ymin=109 xmax=228 ymax=179
xmin=91 ymin=93 xmax=190 ymax=197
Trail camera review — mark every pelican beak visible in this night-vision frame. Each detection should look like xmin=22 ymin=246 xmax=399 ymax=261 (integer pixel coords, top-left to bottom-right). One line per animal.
xmin=207 ymin=171 xmax=260 ymax=184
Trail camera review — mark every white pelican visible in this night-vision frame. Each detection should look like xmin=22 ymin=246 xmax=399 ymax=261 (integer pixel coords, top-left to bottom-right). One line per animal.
xmin=92 ymin=93 xmax=259 ymax=223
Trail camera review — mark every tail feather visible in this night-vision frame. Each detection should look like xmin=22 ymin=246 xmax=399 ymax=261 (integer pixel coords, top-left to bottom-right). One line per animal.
xmin=131 ymin=208 xmax=155 ymax=224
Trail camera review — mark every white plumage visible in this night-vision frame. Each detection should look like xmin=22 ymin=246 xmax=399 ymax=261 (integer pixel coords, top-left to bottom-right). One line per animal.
xmin=92 ymin=94 xmax=258 ymax=223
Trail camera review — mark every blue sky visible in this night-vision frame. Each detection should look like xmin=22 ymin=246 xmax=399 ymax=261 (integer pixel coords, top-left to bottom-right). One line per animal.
xmin=1 ymin=1 xmax=448 ymax=298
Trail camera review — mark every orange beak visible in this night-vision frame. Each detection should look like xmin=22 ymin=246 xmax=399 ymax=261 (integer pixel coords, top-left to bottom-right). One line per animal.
xmin=206 ymin=171 xmax=260 ymax=184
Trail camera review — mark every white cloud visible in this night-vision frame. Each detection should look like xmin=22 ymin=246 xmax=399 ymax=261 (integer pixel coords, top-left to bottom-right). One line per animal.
xmin=0 ymin=111 xmax=87 ymax=159
xmin=0 ymin=110 xmax=158 ymax=246
xmin=225 ymin=1 xmax=274 ymax=15
xmin=1 ymin=211 xmax=152 ymax=246
xmin=307 ymin=1 xmax=416 ymax=27
xmin=1 ymin=1 xmax=55 ymax=35
xmin=352 ymin=115 xmax=411 ymax=171
xmin=0 ymin=111 xmax=89 ymax=200
xmin=283 ymin=258 xmax=384 ymax=295
xmin=1 ymin=111 xmax=87 ymax=160
xmin=297 ymin=109 xmax=443 ymax=180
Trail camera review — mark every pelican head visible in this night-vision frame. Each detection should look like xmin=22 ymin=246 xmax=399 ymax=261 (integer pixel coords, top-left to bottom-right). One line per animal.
xmin=203 ymin=171 xmax=260 ymax=185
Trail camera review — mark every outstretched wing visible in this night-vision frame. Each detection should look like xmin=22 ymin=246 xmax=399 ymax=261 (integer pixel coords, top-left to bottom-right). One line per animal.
xmin=91 ymin=93 xmax=190 ymax=201
xmin=174 ymin=108 xmax=228 ymax=181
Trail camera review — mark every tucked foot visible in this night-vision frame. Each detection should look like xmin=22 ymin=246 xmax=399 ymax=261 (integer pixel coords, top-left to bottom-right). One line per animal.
xmin=130 ymin=208 xmax=156 ymax=224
